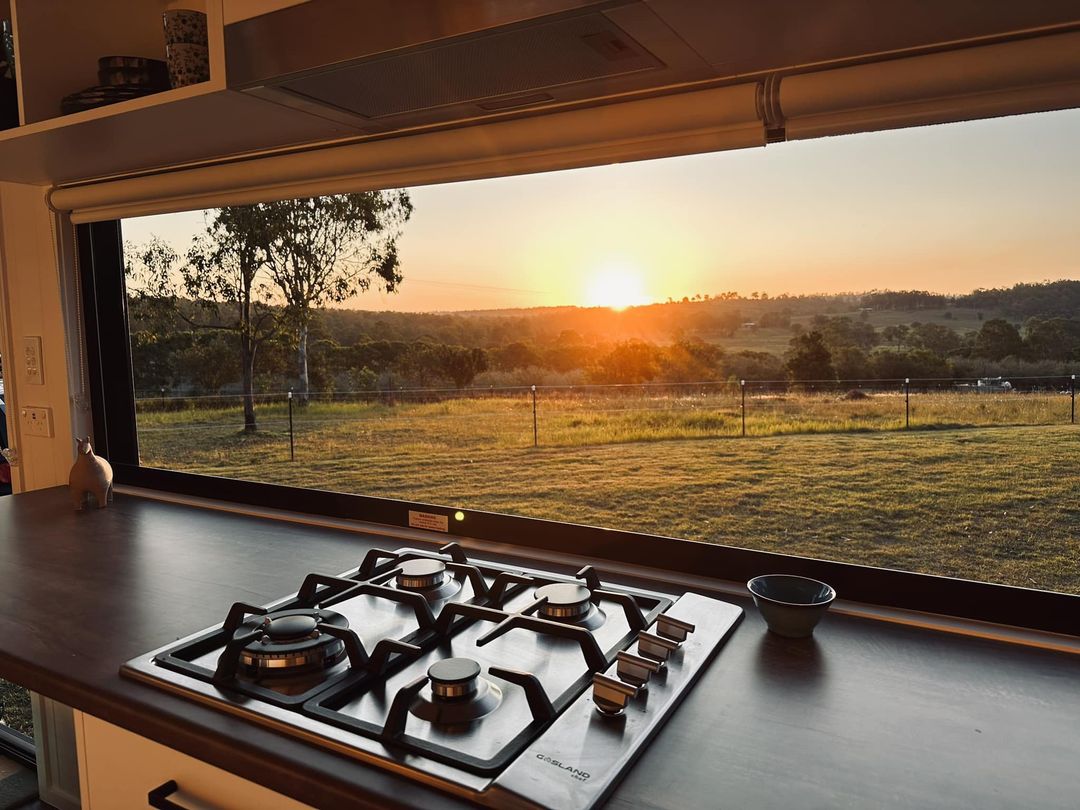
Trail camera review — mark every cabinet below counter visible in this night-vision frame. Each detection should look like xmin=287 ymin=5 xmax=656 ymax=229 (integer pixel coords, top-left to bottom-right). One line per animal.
xmin=76 ymin=712 xmax=311 ymax=810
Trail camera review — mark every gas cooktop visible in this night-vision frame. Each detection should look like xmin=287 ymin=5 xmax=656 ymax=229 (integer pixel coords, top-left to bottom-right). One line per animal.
xmin=122 ymin=542 xmax=742 ymax=809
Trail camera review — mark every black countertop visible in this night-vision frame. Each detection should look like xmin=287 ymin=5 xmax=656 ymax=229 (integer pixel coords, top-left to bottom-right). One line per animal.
xmin=1 ymin=488 xmax=1078 ymax=809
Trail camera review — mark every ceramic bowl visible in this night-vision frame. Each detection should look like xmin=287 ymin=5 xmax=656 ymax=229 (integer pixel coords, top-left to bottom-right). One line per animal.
xmin=747 ymin=574 xmax=836 ymax=638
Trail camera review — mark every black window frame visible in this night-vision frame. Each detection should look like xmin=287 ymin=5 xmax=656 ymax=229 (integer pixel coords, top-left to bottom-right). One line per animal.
xmin=78 ymin=218 xmax=1080 ymax=638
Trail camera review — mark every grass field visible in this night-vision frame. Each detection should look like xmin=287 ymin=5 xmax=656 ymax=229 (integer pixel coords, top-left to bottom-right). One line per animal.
xmin=0 ymin=679 xmax=32 ymax=737
xmin=136 ymin=391 xmax=1080 ymax=595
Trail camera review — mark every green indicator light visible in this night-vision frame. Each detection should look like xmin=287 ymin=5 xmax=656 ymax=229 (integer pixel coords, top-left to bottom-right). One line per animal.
xmin=454 ymin=511 xmax=466 ymax=522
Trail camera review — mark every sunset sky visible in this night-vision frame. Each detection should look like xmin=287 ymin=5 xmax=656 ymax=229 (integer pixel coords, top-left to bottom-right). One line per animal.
xmin=124 ymin=107 xmax=1080 ymax=313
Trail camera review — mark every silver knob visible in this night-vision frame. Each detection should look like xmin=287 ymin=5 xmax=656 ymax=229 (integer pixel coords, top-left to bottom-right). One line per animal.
xmin=592 ymin=673 xmax=638 ymax=716
xmin=637 ymin=631 xmax=680 ymax=665
xmin=655 ymin=613 xmax=696 ymax=643
xmin=616 ymin=650 xmax=661 ymax=687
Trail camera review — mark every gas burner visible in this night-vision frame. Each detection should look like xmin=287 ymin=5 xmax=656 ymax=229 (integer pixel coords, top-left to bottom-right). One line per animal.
xmin=127 ymin=545 xmax=728 ymax=810
xmin=535 ymin=583 xmax=605 ymax=630
xmin=236 ymin=608 xmax=348 ymax=679
xmin=394 ymin=558 xmax=462 ymax=601
xmin=397 ymin=559 xmax=446 ymax=589
xmin=410 ymin=658 xmax=502 ymax=724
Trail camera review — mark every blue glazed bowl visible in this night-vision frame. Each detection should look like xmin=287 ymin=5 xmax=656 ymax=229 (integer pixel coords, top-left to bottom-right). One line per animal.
xmin=747 ymin=574 xmax=836 ymax=638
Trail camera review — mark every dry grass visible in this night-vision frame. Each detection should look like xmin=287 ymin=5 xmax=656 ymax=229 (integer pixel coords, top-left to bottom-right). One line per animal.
xmin=0 ymin=679 xmax=32 ymax=737
xmin=136 ymin=392 xmax=1080 ymax=594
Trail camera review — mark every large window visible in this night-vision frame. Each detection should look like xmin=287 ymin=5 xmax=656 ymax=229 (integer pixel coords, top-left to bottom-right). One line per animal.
xmin=84 ymin=108 xmax=1080 ymax=622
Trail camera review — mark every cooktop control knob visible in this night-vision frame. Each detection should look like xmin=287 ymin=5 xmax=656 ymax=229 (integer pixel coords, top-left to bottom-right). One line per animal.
xmin=592 ymin=672 xmax=638 ymax=716
xmin=637 ymin=630 xmax=680 ymax=665
xmin=655 ymin=613 xmax=696 ymax=643
xmin=616 ymin=650 xmax=661 ymax=688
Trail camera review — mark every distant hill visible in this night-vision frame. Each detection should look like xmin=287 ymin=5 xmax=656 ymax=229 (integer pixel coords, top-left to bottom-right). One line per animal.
xmin=954 ymin=280 xmax=1080 ymax=319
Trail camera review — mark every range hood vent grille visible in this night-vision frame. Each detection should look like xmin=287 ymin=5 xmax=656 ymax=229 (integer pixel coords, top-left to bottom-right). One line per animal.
xmin=277 ymin=12 xmax=663 ymax=120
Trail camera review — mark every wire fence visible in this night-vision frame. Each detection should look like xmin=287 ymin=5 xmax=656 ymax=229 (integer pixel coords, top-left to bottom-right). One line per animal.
xmin=132 ymin=374 xmax=1078 ymax=464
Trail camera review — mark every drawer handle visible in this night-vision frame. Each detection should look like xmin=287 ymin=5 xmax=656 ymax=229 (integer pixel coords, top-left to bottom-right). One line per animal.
xmin=148 ymin=779 xmax=218 ymax=810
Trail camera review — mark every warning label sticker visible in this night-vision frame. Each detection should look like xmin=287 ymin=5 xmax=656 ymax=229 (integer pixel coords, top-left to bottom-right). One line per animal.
xmin=408 ymin=510 xmax=449 ymax=533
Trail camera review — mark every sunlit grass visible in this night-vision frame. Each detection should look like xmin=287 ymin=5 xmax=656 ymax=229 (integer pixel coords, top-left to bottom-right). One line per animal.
xmin=134 ymin=393 xmax=1080 ymax=594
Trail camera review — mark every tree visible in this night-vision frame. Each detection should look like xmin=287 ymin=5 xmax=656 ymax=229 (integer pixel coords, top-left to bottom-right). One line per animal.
xmin=831 ymin=346 xmax=872 ymax=381
xmin=973 ymin=318 xmax=1023 ymax=361
xmin=259 ymin=192 xmax=413 ymax=402
xmin=128 ymin=209 xmax=283 ymax=432
xmin=908 ymin=322 xmax=962 ymax=358
xmin=493 ymin=342 xmax=541 ymax=371
xmin=724 ymin=350 xmax=785 ymax=381
xmin=785 ymin=331 xmax=835 ymax=382
xmin=817 ymin=316 xmax=877 ymax=353
xmin=659 ymin=338 xmax=724 ymax=382
xmin=589 ymin=341 xmax=659 ymax=384
xmin=881 ymin=324 xmax=910 ymax=350
xmin=870 ymin=349 xmax=950 ymax=379
xmin=438 ymin=346 xmax=489 ymax=388
xmin=1023 ymin=317 xmax=1080 ymax=362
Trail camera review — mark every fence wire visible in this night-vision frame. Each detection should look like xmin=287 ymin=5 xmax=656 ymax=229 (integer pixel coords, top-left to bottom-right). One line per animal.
xmin=132 ymin=375 xmax=1078 ymax=465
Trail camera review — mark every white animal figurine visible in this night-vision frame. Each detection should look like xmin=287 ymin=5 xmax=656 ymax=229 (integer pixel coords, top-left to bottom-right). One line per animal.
xmin=69 ymin=437 xmax=113 ymax=510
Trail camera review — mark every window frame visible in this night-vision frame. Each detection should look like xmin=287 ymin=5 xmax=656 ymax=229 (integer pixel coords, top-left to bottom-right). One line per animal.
xmin=78 ymin=218 xmax=1080 ymax=638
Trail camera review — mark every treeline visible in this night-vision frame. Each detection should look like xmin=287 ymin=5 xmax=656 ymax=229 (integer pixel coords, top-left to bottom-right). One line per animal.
xmin=861 ymin=280 xmax=1080 ymax=318
xmin=128 ymin=280 xmax=1080 ymax=397
xmin=130 ymin=312 xmax=1080 ymax=397
xmin=784 ymin=315 xmax=1080 ymax=382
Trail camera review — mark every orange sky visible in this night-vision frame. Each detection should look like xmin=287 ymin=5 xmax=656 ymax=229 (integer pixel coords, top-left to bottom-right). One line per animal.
xmin=124 ymin=107 xmax=1080 ymax=313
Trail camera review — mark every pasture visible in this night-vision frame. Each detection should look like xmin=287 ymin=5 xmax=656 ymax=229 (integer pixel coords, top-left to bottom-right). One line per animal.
xmin=136 ymin=389 xmax=1080 ymax=594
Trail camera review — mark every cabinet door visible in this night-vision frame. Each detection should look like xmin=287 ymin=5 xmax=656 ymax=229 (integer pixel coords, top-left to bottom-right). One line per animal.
xmin=76 ymin=712 xmax=313 ymax=810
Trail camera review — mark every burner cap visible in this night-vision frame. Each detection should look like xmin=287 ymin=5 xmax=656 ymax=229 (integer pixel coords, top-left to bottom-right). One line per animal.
xmin=265 ymin=614 xmax=318 ymax=641
xmin=412 ymin=658 xmax=501 ymax=723
xmin=236 ymin=608 xmax=348 ymax=680
xmin=536 ymin=582 xmax=593 ymax=620
xmin=428 ymin=657 xmax=481 ymax=700
xmin=397 ymin=558 xmax=447 ymax=590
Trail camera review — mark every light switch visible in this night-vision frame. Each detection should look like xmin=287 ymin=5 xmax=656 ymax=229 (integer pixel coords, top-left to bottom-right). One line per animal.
xmin=23 ymin=336 xmax=44 ymax=385
xmin=20 ymin=406 xmax=53 ymax=438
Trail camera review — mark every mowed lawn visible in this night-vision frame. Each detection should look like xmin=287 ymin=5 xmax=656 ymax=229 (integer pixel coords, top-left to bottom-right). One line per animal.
xmin=137 ymin=394 xmax=1080 ymax=594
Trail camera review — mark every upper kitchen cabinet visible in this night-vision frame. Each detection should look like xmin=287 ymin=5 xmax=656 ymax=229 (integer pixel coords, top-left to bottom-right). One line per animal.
xmin=0 ymin=0 xmax=357 ymax=185
xmin=1 ymin=0 xmax=1080 ymax=187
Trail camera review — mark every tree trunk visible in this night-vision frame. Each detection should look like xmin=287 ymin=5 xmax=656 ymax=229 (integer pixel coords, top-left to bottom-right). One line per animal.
xmin=241 ymin=336 xmax=257 ymax=432
xmin=297 ymin=323 xmax=310 ymax=405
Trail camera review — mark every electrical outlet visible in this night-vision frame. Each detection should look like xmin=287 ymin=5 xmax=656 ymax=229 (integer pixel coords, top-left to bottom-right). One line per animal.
xmin=23 ymin=336 xmax=44 ymax=385
xmin=20 ymin=406 xmax=54 ymax=438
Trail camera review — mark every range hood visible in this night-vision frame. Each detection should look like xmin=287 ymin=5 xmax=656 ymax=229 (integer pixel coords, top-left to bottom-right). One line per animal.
xmin=225 ymin=0 xmax=714 ymax=134
xmin=224 ymin=0 xmax=1080 ymax=138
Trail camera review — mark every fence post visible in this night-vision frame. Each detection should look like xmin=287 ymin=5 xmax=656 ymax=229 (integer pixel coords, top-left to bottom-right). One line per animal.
xmin=1071 ymin=374 xmax=1076 ymax=425
xmin=740 ymin=379 xmax=747 ymax=437
xmin=288 ymin=390 xmax=295 ymax=461
xmin=531 ymin=385 xmax=538 ymax=447
xmin=904 ymin=378 xmax=910 ymax=429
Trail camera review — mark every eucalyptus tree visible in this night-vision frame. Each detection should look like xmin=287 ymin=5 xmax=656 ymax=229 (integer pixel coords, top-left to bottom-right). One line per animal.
xmin=127 ymin=206 xmax=282 ymax=432
xmin=258 ymin=191 xmax=413 ymax=403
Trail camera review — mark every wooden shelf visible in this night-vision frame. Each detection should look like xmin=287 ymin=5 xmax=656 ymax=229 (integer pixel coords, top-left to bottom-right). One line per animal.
xmin=0 ymin=0 xmax=359 ymax=185
xmin=12 ymin=0 xmax=226 ymax=126
xmin=0 ymin=86 xmax=359 ymax=185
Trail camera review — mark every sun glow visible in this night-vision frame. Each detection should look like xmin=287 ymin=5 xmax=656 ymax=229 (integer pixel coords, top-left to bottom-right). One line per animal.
xmin=583 ymin=261 xmax=652 ymax=310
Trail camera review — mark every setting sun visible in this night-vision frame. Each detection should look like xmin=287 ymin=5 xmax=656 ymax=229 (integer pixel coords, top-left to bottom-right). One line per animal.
xmin=583 ymin=261 xmax=652 ymax=310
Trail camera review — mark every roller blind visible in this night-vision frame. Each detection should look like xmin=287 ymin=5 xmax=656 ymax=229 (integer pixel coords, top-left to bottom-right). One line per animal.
xmin=51 ymin=83 xmax=765 ymax=223
xmin=48 ymin=30 xmax=1080 ymax=222
xmin=780 ymin=30 xmax=1080 ymax=140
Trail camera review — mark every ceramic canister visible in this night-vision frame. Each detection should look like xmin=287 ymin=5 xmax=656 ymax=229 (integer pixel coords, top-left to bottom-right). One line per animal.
xmin=163 ymin=9 xmax=208 ymax=46
xmin=166 ymin=42 xmax=210 ymax=88
xmin=164 ymin=9 xmax=209 ymax=88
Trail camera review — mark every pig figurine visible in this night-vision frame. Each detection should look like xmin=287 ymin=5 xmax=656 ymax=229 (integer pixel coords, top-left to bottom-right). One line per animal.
xmin=69 ymin=437 xmax=113 ymax=510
